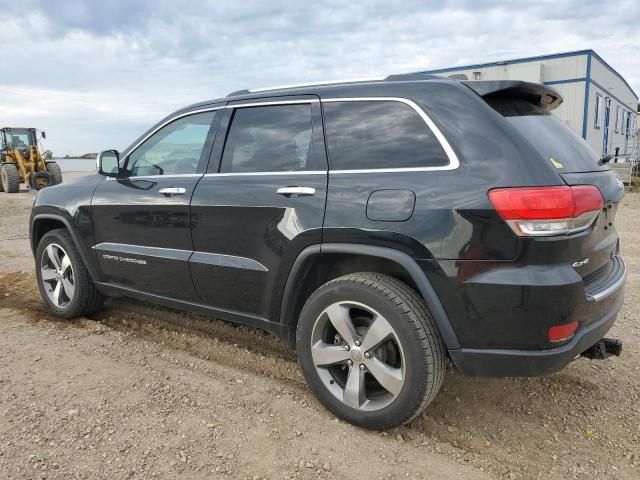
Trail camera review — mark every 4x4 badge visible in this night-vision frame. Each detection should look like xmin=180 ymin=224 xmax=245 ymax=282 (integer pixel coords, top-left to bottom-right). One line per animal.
xmin=572 ymin=258 xmax=590 ymax=268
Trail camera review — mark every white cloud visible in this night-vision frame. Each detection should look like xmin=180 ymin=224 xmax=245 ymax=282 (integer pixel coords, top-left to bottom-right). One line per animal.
xmin=0 ymin=0 xmax=638 ymax=155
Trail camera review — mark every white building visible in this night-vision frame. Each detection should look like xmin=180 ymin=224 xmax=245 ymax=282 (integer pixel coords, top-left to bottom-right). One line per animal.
xmin=420 ymin=50 xmax=638 ymax=158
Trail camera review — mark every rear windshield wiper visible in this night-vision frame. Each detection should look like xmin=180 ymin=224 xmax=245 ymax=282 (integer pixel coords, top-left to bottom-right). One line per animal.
xmin=599 ymin=154 xmax=613 ymax=165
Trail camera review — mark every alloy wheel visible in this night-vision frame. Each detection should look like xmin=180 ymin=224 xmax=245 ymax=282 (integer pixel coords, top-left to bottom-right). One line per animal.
xmin=310 ymin=301 xmax=406 ymax=411
xmin=40 ymin=243 xmax=75 ymax=309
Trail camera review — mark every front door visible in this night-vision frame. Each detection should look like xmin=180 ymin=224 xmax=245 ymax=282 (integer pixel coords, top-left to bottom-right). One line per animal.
xmin=91 ymin=108 xmax=221 ymax=301
xmin=190 ymin=97 xmax=328 ymax=322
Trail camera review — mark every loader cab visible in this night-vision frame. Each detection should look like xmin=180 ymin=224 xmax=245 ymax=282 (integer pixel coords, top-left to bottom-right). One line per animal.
xmin=1 ymin=128 xmax=37 ymax=151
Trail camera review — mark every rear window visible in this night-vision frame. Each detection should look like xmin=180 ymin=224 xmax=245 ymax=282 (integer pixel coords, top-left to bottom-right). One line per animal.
xmin=507 ymin=114 xmax=606 ymax=173
xmin=322 ymin=100 xmax=449 ymax=170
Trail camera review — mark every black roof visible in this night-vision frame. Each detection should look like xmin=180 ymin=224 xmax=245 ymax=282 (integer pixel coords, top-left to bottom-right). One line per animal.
xmin=174 ymin=74 xmax=563 ymax=115
xmin=177 ymin=73 xmax=452 ymax=112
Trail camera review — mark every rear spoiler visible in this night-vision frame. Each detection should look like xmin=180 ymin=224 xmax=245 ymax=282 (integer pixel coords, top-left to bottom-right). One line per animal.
xmin=462 ymin=80 xmax=563 ymax=111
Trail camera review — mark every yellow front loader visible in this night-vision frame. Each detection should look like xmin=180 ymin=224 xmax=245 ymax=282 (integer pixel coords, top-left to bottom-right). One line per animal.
xmin=0 ymin=127 xmax=62 ymax=193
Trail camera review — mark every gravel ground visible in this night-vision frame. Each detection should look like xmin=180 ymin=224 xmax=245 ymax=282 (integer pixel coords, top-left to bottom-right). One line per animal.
xmin=0 ymin=180 xmax=639 ymax=480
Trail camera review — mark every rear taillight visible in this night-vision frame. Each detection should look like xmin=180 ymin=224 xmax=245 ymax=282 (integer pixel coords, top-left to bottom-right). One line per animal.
xmin=488 ymin=185 xmax=604 ymax=237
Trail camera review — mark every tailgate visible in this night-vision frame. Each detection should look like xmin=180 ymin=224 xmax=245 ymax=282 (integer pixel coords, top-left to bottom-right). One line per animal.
xmin=560 ymin=170 xmax=624 ymax=278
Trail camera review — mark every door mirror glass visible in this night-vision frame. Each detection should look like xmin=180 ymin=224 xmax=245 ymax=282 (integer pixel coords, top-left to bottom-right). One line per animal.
xmin=41 ymin=131 xmax=46 ymax=139
xmin=97 ymin=150 xmax=120 ymax=176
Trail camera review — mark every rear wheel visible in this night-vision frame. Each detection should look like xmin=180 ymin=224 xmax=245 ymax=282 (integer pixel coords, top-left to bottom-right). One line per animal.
xmin=0 ymin=163 xmax=20 ymax=193
xmin=46 ymin=162 xmax=63 ymax=185
xmin=297 ymin=272 xmax=445 ymax=429
xmin=35 ymin=229 xmax=104 ymax=319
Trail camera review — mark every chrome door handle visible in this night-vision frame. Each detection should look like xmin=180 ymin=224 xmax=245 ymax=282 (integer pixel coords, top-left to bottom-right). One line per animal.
xmin=159 ymin=187 xmax=186 ymax=196
xmin=276 ymin=186 xmax=316 ymax=197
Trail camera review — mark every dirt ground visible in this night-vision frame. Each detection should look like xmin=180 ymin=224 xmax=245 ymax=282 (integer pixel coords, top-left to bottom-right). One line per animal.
xmin=0 ymin=175 xmax=639 ymax=480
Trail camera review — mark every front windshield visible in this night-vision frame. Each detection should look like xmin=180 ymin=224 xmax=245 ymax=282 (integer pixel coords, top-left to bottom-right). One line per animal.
xmin=3 ymin=129 xmax=35 ymax=149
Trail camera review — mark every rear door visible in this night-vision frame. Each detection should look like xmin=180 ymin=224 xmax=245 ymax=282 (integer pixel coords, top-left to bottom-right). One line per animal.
xmin=189 ymin=96 xmax=328 ymax=321
xmin=91 ymin=108 xmax=222 ymax=301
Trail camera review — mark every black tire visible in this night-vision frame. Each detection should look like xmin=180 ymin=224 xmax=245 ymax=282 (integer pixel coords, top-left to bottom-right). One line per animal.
xmin=29 ymin=171 xmax=54 ymax=190
xmin=35 ymin=229 xmax=104 ymax=319
xmin=0 ymin=163 xmax=20 ymax=193
xmin=46 ymin=162 xmax=63 ymax=185
xmin=297 ymin=272 xmax=446 ymax=429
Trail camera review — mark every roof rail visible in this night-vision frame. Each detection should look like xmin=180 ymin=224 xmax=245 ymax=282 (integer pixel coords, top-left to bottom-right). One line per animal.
xmin=226 ymin=73 xmax=445 ymax=97
xmin=227 ymin=77 xmax=386 ymax=97
xmin=383 ymin=73 xmax=440 ymax=81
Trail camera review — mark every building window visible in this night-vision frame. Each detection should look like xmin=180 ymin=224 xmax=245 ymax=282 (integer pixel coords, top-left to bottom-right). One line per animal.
xmin=615 ymin=106 xmax=621 ymax=133
xmin=473 ymin=71 xmax=482 ymax=80
xmin=594 ymin=94 xmax=602 ymax=128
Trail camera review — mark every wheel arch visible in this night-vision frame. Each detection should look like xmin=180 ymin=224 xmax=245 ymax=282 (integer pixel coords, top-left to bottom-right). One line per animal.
xmin=30 ymin=214 xmax=100 ymax=281
xmin=279 ymin=243 xmax=460 ymax=350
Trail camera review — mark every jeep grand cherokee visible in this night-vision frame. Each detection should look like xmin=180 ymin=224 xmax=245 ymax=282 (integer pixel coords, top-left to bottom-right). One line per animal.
xmin=30 ymin=75 xmax=626 ymax=429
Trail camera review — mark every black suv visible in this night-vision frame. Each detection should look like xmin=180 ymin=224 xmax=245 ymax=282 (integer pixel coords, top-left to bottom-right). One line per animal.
xmin=30 ymin=75 xmax=626 ymax=429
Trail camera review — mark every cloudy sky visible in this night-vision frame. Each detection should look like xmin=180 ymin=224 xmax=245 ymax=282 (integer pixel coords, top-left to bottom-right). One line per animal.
xmin=2 ymin=0 xmax=639 ymax=155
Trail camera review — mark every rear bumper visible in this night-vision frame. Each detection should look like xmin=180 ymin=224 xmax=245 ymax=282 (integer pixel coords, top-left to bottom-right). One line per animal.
xmin=449 ymin=291 xmax=623 ymax=377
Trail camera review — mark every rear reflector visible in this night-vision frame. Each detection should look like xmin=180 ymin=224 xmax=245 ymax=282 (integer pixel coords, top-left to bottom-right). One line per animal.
xmin=548 ymin=321 xmax=579 ymax=343
xmin=488 ymin=185 xmax=603 ymax=236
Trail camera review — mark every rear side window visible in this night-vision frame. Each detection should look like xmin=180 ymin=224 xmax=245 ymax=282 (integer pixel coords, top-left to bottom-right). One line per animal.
xmin=322 ymin=101 xmax=449 ymax=170
xmin=507 ymin=115 xmax=606 ymax=172
xmin=220 ymin=104 xmax=314 ymax=173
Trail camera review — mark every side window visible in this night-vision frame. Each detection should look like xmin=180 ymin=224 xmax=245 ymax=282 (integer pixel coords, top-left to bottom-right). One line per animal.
xmin=220 ymin=104 xmax=314 ymax=173
xmin=126 ymin=111 xmax=215 ymax=177
xmin=322 ymin=100 xmax=449 ymax=170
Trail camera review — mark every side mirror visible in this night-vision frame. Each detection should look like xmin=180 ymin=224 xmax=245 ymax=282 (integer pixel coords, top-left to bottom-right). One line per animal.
xmin=41 ymin=131 xmax=46 ymax=139
xmin=97 ymin=150 xmax=120 ymax=176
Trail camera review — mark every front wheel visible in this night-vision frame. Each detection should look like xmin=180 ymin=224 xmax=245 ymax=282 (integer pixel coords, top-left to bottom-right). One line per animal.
xmin=297 ymin=272 xmax=446 ymax=429
xmin=35 ymin=229 xmax=104 ymax=319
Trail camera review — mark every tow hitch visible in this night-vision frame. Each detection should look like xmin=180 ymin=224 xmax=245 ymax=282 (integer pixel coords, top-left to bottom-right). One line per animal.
xmin=581 ymin=338 xmax=622 ymax=360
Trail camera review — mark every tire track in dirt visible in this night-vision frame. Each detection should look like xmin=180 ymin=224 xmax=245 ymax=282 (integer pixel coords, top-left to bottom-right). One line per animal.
xmin=0 ymin=272 xmax=303 ymax=388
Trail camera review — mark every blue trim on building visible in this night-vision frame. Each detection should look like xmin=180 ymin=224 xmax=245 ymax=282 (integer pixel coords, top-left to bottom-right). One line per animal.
xmin=543 ymin=78 xmax=586 ymax=86
xmin=582 ymin=53 xmax=592 ymax=139
xmin=420 ymin=49 xmax=638 ymax=101
xmin=419 ymin=49 xmax=592 ymax=75
xmin=590 ymin=79 xmax=636 ymax=110
xmin=590 ymin=51 xmax=638 ymax=100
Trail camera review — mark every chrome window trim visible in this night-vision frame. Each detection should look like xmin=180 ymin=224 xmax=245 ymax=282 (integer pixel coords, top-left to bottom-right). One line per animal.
xmin=322 ymin=97 xmax=460 ymax=172
xmin=115 ymin=96 xmax=458 ymax=179
xmin=106 ymin=173 xmax=202 ymax=181
xmin=204 ymin=170 xmax=326 ymax=177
